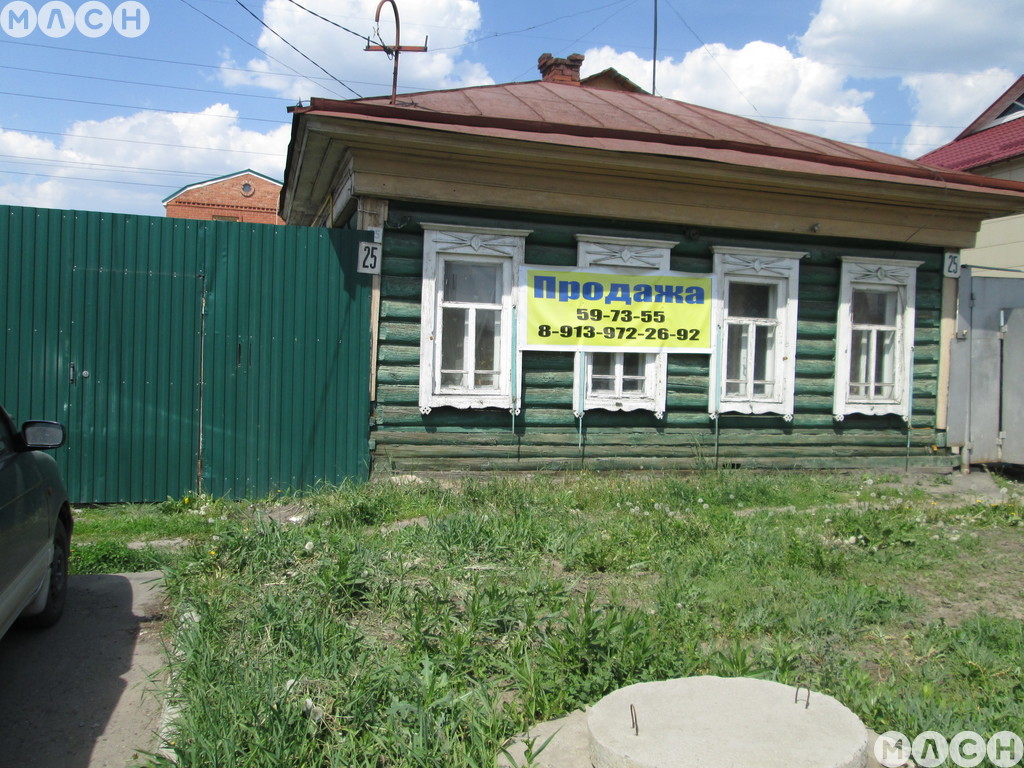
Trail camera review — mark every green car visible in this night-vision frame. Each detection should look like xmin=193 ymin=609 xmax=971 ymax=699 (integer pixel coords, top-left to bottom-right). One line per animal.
xmin=0 ymin=405 xmax=73 ymax=639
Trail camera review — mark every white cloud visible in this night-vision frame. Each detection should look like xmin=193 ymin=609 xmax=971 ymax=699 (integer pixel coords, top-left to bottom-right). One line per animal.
xmin=583 ymin=42 xmax=874 ymax=145
xmin=800 ymin=0 xmax=1024 ymax=75
xmin=220 ymin=0 xmax=492 ymax=100
xmin=0 ymin=105 xmax=290 ymax=216
xmin=800 ymin=0 xmax=1024 ymax=156
xmin=900 ymin=69 xmax=1018 ymax=157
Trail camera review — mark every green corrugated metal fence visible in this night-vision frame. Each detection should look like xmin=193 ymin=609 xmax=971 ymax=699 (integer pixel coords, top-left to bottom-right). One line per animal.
xmin=1 ymin=205 xmax=372 ymax=503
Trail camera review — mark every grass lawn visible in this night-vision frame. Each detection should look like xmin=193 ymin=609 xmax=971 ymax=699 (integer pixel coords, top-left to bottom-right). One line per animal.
xmin=75 ymin=471 xmax=1024 ymax=768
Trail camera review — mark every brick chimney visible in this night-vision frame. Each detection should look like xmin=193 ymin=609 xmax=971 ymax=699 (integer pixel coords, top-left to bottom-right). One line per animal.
xmin=538 ymin=53 xmax=584 ymax=85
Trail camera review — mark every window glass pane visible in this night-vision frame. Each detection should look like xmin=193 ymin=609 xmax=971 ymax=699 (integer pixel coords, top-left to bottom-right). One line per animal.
xmin=725 ymin=323 xmax=749 ymax=396
xmin=752 ymin=325 xmax=775 ymax=397
xmin=852 ymin=289 xmax=896 ymax=326
xmin=873 ymin=330 xmax=895 ymax=398
xmin=728 ymin=283 xmax=774 ymax=319
xmin=440 ymin=307 xmax=467 ymax=387
xmin=621 ymin=353 xmax=644 ymax=378
xmin=590 ymin=353 xmax=615 ymax=393
xmin=620 ymin=355 xmax=647 ymax=393
xmin=474 ymin=310 xmax=500 ymax=389
xmin=443 ymin=262 xmax=500 ymax=304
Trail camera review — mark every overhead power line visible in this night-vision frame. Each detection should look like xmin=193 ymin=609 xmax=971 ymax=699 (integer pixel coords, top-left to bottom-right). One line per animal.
xmin=177 ymin=0 xmax=353 ymax=100
xmin=0 ymin=37 xmax=342 ymax=84
xmin=0 ymin=127 xmax=286 ymax=157
xmin=1 ymin=64 xmax=293 ymax=103
xmin=0 ymin=153 xmax=254 ymax=180
xmin=232 ymin=0 xmax=362 ymax=98
xmin=0 ymin=168 xmax=191 ymax=189
xmin=282 ymin=0 xmax=370 ymax=42
xmin=0 ymin=90 xmax=290 ymax=124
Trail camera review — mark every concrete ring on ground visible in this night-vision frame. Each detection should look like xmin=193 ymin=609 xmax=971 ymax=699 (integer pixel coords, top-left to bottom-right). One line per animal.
xmin=587 ymin=676 xmax=868 ymax=768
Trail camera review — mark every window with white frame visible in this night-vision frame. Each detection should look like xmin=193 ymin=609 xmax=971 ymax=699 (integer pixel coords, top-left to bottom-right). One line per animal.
xmin=833 ymin=257 xmax=920 ymax=421
xmin=711 ymin=247 xmax=803 ymax=420
xmin=418 ymin=224 xmax=530 ymax=414
xmin=573 ymin=350 xmax=665 ymax=417
xmin=571 ymin=235 xmax=675 ymax=418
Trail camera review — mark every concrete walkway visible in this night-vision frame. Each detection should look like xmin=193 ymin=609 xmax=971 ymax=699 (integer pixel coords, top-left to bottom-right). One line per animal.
xmin=0 ymin=571 xmax=166 ymax=768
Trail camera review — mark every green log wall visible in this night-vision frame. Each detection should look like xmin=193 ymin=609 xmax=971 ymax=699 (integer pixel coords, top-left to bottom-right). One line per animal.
xmin=370 ymin=204 xmax=951 ymax=475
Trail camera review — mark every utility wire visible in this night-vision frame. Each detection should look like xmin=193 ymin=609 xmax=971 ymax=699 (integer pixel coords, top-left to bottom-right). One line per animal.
xmin=0 ymin=90 xmax=289 ymax=124
xmin=0 ymin=168 xmax=191 ymax=189
xmin=0 ymin=153 xmax=250 ymax=179
xmin=662 ymin=0 xmax=763 ymax=118
xmin=1 ymin=64 xmax=294 ymax=103
xmin=0 ymin=127 xmax=286 ymax=157
xmin=178 ymin=0 xmax=351 ymax=99
xmin=0 ymin=38 xmax=348 ymax=84
xmin=232 ymin=0 xmax=362 ymax=98
xmin=282 ymin=0 xmax=371 ymax=42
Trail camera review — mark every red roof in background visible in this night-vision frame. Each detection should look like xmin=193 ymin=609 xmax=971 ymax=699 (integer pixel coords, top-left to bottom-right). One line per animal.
xmin=292 ymin=79 xmax=1024 ymax=196
xmin=918 ymin=118 xmax=1024 ymax=171
xmin=917 ymin=75 xmax=1024 ymax=172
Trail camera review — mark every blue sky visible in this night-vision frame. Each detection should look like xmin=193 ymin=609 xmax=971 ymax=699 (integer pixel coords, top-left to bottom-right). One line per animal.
xmin=1 ymin=0 xmax=1022 ymax=216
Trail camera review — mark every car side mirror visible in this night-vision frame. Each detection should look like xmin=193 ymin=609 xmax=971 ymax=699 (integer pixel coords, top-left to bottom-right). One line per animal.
xmin=21 ymin=421 xmax=66 ymax=450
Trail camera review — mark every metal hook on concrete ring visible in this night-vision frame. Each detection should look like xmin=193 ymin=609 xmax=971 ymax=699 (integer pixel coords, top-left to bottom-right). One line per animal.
xmin=794 ymin=683 xmax=811 ymax=709
xmin=630 ymin=703 xmax=639 ymax=736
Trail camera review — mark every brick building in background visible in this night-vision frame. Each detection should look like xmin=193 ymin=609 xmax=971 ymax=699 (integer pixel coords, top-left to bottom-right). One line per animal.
xmin=163 ymin=169 xmax=285 ymax=224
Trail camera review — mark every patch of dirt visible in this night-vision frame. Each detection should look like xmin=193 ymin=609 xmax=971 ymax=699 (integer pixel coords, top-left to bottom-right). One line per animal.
xmin=902 ymin=526 xmax=1024 ymax=624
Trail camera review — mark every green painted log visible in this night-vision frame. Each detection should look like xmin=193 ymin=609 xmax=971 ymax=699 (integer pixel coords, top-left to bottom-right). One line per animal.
xmin=378 ymin=344 xmax=421 ymax=365
xmin=373 ymin=403 xmax=938 ymax=428
xmin=381 ymin=231 xmax=423 ymax=258
xmin=381 ymin=256 xmax=423 ymax=277
xmin=380 ymin=300 xmax=422 ymax=320
xmin=372 ymin=454 xmax=954 ymax=475
xmin=374 ymin=428 xmax=935 ymax=448
xmin=797 ymin=320 xmax=837 ymax=339
xmin=381 ymin=276 xmax=422 ymax=298
xmin=795 ymin=339 xmax=837 ymax=357
xmin=525 ymin=244 xmax=576 ymax=265
xmin=378 ymin=322 xmax=421 ymax=343
xmin=376 ymin=365 xmax=419 ymax=385
xmin=670 ymin=257 xmax=713 ymax=273
xmin=798 ymin=301 xmax=840 ymax=321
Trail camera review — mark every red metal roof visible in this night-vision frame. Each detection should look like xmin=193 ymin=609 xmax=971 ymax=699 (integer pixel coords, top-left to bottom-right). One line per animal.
xmin=290 ymin=77 xmax=1024 ymax=198
xmin=917 ymin=75 xmax=1024 ymax=172
xmin=917 ymin=118 xmax=1024 ymax=171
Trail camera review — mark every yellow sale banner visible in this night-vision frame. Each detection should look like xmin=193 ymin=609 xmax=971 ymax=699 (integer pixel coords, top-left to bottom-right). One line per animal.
xmin=519 ymin=267 xmax=714 ymax=353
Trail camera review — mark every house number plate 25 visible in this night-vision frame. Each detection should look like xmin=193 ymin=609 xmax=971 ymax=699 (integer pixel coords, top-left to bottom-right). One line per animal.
xmin=357 ymin=242 xmax=382 ymax=275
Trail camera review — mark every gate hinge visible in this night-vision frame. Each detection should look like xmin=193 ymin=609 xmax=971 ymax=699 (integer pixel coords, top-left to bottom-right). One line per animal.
xmin=998 ymin=431 xmax=1006 ymax=446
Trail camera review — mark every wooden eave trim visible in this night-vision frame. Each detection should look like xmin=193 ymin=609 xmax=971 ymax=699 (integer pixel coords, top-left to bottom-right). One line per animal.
xmin=303 ymin=117 xmax=1024 ymax=219
xmin=294 ymin=103 xmax=1024 ymax=197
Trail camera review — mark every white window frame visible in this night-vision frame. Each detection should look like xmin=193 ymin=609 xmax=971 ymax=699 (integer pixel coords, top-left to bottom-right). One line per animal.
xmin=710 ymin=247 xmax=804 ymax=421
xmin=571 ymin=235 xmax=676 ymax=418
xmin=834 ymin=256 xmax=921 ymax=421
xmin=573 ymin=350 xmax=667 ymax=418
xmin=418 ymin=224 xmax=530 ymax=414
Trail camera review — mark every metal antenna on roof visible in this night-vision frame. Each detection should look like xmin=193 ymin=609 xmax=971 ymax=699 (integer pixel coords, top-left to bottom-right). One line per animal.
xmin=364 ymin=0 xmax=428 ymax=105
xmin=652 ymin=0 xmax=658 ymax=95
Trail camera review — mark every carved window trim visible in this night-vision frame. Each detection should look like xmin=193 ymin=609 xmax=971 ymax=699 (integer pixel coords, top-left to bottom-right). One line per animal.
xmin=418 ymin=224 xmax=530 ymax=414
xmin=834 ymin=256 xmax=921 ymax=421
xmin=710 ymin=246 xmax=805 ymax=421
xmin=569 ymin=235 xmax=677 ymax=418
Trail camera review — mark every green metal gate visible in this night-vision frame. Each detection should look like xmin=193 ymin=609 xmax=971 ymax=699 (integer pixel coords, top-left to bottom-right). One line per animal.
xmin=1 ymin=205 xmax=372 ymax=503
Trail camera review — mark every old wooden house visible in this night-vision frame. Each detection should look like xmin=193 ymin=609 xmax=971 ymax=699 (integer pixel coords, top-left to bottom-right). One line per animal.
xmin=280 ymin=54 xmax=1024 ymax=475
